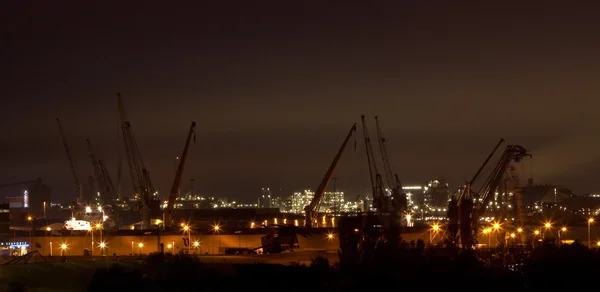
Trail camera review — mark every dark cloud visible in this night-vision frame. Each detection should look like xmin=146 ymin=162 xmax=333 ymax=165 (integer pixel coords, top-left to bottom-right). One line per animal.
xmin=2 ymin=1 xmax=600 ymax=201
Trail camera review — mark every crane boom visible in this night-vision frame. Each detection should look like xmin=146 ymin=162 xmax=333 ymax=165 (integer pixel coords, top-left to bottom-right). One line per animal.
xmin=118 ymin=93 xmax=158 ymax=229
xmin=85 ymin=138 xmax=117 ymax=205
xmin=86 ymin=138 xmax=106 ymax=204
xmin=56 ymin=118 xmax=83 ymax=202
xmin=304 ymin=123 xmax=356 ymax=228
xmin=360 ymin=115 xmax=386 ymax=214
xmin=450 ymin=142 xmax=531 ymax=250
xmin=164 ymin=121 xmax=197 ymax=228
xmin=457 ymin=138 xmax=505 ymax=204
xmin=374 ymin=116 xmax=407 ymax=213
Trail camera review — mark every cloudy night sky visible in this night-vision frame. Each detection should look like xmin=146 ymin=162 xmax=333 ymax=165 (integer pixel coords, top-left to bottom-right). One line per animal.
xmin=2 ymin=1 xmax=600 ymax=203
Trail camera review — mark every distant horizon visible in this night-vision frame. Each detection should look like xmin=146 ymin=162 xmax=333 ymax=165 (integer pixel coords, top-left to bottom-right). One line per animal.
xmin=0 ymin=177 xmax=592 ymax=206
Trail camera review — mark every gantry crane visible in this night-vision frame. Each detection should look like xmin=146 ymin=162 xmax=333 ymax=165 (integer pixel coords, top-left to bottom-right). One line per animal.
xmin=304 ymin=123 xmax=356 ymax=228
xmin=117 ymin=93 xmax=159 ymax=229
xmin=374 ymin=116 xmax=407 ymax=215
xmin=164 ymin=121 xmax=196 ymax=228
xmin=448 ymin=139 xmax=531 ymax=249
xmin=56 ymin=118 xmax=83 ymax=203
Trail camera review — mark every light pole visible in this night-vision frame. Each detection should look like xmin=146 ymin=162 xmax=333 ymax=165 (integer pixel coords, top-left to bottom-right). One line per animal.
xmin=429 ymin=224 xmax=440 ymax=245
xmin=588 ymin=218 xmax=594 ymax=247
xmin=492 ymin=223 xmax=501 ymax=247
xmin=193 ymin=241 xmax=200 ymax=254
xmin=483 ymin=228 xmax=491 ymax=247
xmin=60 ymin=243 xmax=67 ymax=256
xmin=533 ymin=230 xmax=540 ymax=247
xmin=95 ymin=223 xmax=103 ymax=243
xmin=88 ymin=226 xmax=94 ymax=255
xmin=99 ymin=242 xmax=106 ymax=256
xmin=131 ymin=241 xmax=134 ymax=255
xmin=213 ymin=224 xmax=221 ymax=254
xmin=558 ymin=227 xmax=567 ymax=245
xmin=27 ymin=216 xmax=32 ymax=251
xmin=183 ymin=225 xmax=191 ymax=252
xmin=138 ymin=242 xmax=144 ymax=255
xmin=543 ymin=222 xmax=552 ymax=240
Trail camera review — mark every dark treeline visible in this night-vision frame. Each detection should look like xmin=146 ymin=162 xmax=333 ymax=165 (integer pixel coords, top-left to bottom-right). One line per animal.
xmin=86 ymin=243 xmax=600 ymax=292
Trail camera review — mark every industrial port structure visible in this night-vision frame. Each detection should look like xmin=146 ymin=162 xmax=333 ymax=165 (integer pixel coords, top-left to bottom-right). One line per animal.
xmin=1 ymin=94 xmax=600 ymax=261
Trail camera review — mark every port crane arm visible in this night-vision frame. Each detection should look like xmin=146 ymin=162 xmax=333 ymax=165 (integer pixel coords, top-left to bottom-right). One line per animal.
xmin=86 ymin=139 xmax=117 ymax=204
xmin=360 ymin=115 xmax=386 ymax=213
xmin=473 ymin=144 xmax=531 ymax=218
xmin=118 ymin=93 xmax=157 ymax=229
xmin=304 ymin=123 xmax=356 ymax=227
xmin=56 ymin=118 xmax=83 ymax=202
xmin=457 ymin=138 xmax=505 ymax=203
xmin=374 ymin=116 xmax=407 ymax=212
xmin=164 ymin=121 xmax=197 ymax=228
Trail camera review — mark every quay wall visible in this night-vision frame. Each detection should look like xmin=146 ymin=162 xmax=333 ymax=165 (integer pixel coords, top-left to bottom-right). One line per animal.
xmin=16 ymin=231 xmax=431 ymax=256
xmin=16 ymin=225 xmax=597 ymax=256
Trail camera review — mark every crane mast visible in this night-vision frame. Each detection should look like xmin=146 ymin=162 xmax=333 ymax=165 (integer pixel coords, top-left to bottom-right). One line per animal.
xmin=164 ymin=121 xmax=197 ymax=228
xmin=360 ymin=115 xmax=386 ymax=214
xmin=304 ymin=123 xmax=356 ymax=228
xmin=374 ymin=116 xmax=407 ymax=213
xmin=117 ymin=93 xmax=158 ymax=229
xmin=56 ymin=118 xmax=83 ymax=203
xmin=86 ymin=139 xmax=116 ymax=205
xmin=451 ymin=141 xmax=531 ymax=250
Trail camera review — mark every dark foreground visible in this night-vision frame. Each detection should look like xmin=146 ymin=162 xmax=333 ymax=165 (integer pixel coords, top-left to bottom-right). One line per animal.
xmin=1 ymin=243 xmax=599 ymax=292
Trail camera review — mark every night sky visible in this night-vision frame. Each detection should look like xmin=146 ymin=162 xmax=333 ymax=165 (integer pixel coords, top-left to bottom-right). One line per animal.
xmin=2 ymin=1 xmax=600 ymax=203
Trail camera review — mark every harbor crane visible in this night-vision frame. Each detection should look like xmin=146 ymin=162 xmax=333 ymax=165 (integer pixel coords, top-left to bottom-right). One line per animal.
xmin=164 ymin=121 xmax=196 ymax=228
xmin=374 ymin=116 xmax=407 ymax=215
xmin=86 ymin=139 xmax=117 ymax=205
xmin=361 ymin=115 xmax=387 ymax=214
xmin=118 ymin=93 xmax=159 ymax=230
xmin=447 ymin=138 xmax=531 ymax=249
xmin=304 ymin=123 xmax=356 ymax=228
xmin=56 ymin=118 xmax=83 ymax=203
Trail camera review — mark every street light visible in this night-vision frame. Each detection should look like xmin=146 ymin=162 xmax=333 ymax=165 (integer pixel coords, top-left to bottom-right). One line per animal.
xmin=87 ymin=225 xmax=94 ymax=255
xmin=558 ymin=227 xmax=567 ymax=245
xmin=27 ymin=216 xmax=33 ymax=251
xmin=99 ymin=242 xmax=106 ymax=256
xmin=60 ymin=243 xmax=67 ymax=256
xmin=588 ymin=218 xmax=594 ymax=247
xmin=138 ymin=242 xmax=144 ymax=255
xmin=483 ymin=228 xmax=491 ymax=247
xmin=429 ymin=224 xmax=440 ymax=245
xmin=183 ymin=225 xmax=191 ymax=251
xmin=213 ymin=224 xmax=221 ymax=254
xmin=543 ymin=222 xmax=552 ymax=239
xmin=95 ymin=223 xmax=103 ymax=243
xmin=327 ymin=233 xmax=334 ymax=240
